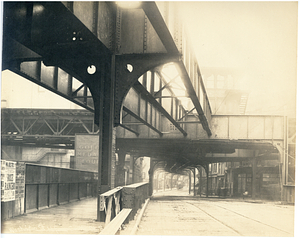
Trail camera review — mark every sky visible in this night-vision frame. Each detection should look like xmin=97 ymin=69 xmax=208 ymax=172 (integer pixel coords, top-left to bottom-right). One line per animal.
xmin=178 ymin=1 xmax=298 ymax=117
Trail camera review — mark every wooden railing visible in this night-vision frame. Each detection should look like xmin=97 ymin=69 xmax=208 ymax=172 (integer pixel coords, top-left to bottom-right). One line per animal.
xmin=99 ymin=186 xmax=123 ymax=225
xmin=99 ymin=182 xmax=149 ymax=235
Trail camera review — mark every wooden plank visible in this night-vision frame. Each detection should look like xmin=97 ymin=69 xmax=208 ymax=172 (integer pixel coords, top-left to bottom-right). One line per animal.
xmin=123 ymin=182 xmax=148 ymax=188
xmin=99 ymin=208 xmax=132 ymax=235
xmin=105 ymin=196 xmax=113 ymax=226
xmin=114 ymin=192 xmax=121 ymax=215
xmin=100 ymin=186 xmax=122 ymax=197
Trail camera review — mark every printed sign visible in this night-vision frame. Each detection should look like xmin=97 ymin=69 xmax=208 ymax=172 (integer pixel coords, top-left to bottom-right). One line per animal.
xmin=75 ymin=135 xmax=99 ymax=172
xmin=15 ymin=162 xmax=26 ymax=199
xmin=1 ymin=160 xmax=16 ymax=202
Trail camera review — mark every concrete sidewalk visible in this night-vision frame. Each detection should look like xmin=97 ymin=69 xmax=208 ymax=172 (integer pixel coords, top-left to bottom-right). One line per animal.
xmin=1 ymin=197 xmax=102 ymax=234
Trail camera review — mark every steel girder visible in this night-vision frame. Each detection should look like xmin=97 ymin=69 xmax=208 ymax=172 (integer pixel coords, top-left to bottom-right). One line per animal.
xmin=2 ymin=1 xmax=212 ymax=137
xmin=1 ymin=79 xmax=188 ymax=146
xmin=1 ymin=109 xmax=98 ymax=148
xmin=114 ymin=53 xmax=181 ymax=128
xmin=121 ymin=68 xmax=190 ymax=137
xmin=9 ymin=60 xmax=95 ymax=112
xmin=132 ymin=81 xmax=187 ymax=136
xmin=1 ymin=108 xmax=280 ymax=173
xmin=116 ymin=138 xmax=279 ymax=172
xmin=5 ymin=59 xmax=187 ymax=138
xmin=2 ymin=1 xmax=111 ymax=123
xmin=145 ymin=1 xmax=212 ymax=136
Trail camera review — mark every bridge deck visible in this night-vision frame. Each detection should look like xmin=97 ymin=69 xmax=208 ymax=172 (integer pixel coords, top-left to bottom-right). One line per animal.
xmin=1 ymin=190 xmax=294 ymax=236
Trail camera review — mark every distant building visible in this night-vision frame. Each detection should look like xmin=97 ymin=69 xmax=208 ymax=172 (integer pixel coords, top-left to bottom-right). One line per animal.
xmin=198 ymin=68 xmax=295 ymax=201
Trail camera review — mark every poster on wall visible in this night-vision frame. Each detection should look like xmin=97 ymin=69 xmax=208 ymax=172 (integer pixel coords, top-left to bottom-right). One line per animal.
xmin=1 ymin=160 xmax=16 ymax=202
xmin=1 ymin=160 xmax=6 ymax=195
xmin=75 ymin=134 xmax=99 ymax=172
xmin=15 ymin=162 xmax=26 ymax=199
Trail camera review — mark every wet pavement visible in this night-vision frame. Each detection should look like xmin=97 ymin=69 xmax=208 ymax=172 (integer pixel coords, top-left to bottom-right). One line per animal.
xmin=1 ymin=189 xmax=296 ymax=236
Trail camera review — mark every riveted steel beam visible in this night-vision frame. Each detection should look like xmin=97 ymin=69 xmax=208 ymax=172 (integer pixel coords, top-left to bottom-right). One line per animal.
xmin=132 ymin=81 xmax=187 ymax=136
xmin=123 ymin=106 xmax=163 ymax=136
xmin=155 ymin=69 xmax=187 ymax=120
xmin=114 ymin=53 xmax=181 ymax=126
xmin=8 ymin=61 xmax=95 ymax=112
xmin=2 ymin=2 xmax=111 ymax=128
xmin=176 ymin=61 xmax=212 ymax=136
xmin=2 ymin=2 xmax=193 ymax=135
xmin=119 ymin=124 xmax=140 ymax=137
xmin=142 ymin=2 xmax=178 ymax=54
xmin=1 ymin=108 xmax=98 ymax=138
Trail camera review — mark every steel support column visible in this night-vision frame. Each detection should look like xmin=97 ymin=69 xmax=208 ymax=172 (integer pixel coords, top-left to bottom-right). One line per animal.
xmin=188 ymin=171 xmax=191 ymax=194
xmin=116 ymin=149 xmax=126 ymax=186
xmin=131 ymin=155 xmax=135 ymax=184
xmin=164 ymin=172 xmax=166 ymax=191
xmin=197 ymin=167 xmax=202 ymax=197
xmin=148 ymin=159 xmax=159 ymax=196
xmin=97 ymin=56 xmax=115 ymax=221
xmin=252 ymin=158 xmax=257 ymax=199
xmin=148 ymin=160 xmax=154 ymax=196
xmin=193 ymin=168 xmax=196 ymax=196
xmin=205 ymin=165 xmax=209 ymax=198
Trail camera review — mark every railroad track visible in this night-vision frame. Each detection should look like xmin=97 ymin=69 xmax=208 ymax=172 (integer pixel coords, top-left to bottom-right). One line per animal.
xmin=131 ymin=190 xmax=294 ymax=236
xmin=186 ymin=201 xmax=293 ymax=237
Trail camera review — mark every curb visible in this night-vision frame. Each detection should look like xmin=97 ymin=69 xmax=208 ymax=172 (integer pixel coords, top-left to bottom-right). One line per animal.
xmin=130 ymin=198 xmax=151 ymax=235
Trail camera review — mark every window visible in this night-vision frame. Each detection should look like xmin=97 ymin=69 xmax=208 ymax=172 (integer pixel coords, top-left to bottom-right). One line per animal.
xmin=217 ymin=75 xmax=225 ymax=89
xmin=206 ymin=75 xmax=214 ymax=88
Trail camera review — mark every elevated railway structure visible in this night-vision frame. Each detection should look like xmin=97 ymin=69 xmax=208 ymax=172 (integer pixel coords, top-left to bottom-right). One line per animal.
xmin=1 ymin=1 xmax=294 ymax=221
xmin=2 ymin=1 xmax=213 ymax=200
xmin=1 ymin=108 xmax=286 ymax=197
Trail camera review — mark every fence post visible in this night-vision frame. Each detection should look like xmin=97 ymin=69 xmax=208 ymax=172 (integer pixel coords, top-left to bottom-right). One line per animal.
xmin=37 ymin=184 xmax=39 ymax=210
xmin=194 ymin=168 xmax=196 ymax=196
xmin=47 ymin=184 xmax=50 ymax=207
xmin=189 ymin=171 xmax=191 ymax=194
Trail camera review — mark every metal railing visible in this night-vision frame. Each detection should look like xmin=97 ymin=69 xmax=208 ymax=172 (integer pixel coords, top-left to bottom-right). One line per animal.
xmin=122 ymin=182 xmax=149 ymax=220
xmin=25 ymin=164 xmax=97 ymax=213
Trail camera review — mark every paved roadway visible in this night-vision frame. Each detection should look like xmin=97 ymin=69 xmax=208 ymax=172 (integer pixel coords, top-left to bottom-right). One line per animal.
xmin=1 ymin=189 xmax=296 ymax=236
xmin=122 ymin=189 xmax=295 ymax=237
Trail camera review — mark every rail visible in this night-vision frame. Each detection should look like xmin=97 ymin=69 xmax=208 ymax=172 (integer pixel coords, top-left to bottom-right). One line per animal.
xmin=99 ymin=182 xmax=149 ymax=234
xmin=25 ymin=164 xmax=97 ymax=213
xmin=1 ymin=161 xmax=98 ymax=220
xmin=99 ymin=208 xmax=132 ymax=235
xmin=99 ymin=186 xmax=123 ymax=224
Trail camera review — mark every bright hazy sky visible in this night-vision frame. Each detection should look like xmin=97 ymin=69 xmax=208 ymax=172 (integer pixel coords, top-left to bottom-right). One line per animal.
xmin=179 ymin=1 xmax=298 ymax=117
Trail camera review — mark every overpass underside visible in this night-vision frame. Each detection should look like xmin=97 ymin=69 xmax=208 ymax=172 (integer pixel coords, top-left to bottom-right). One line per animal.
xmin=2 ymin=107 xmax=282 ymax=174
